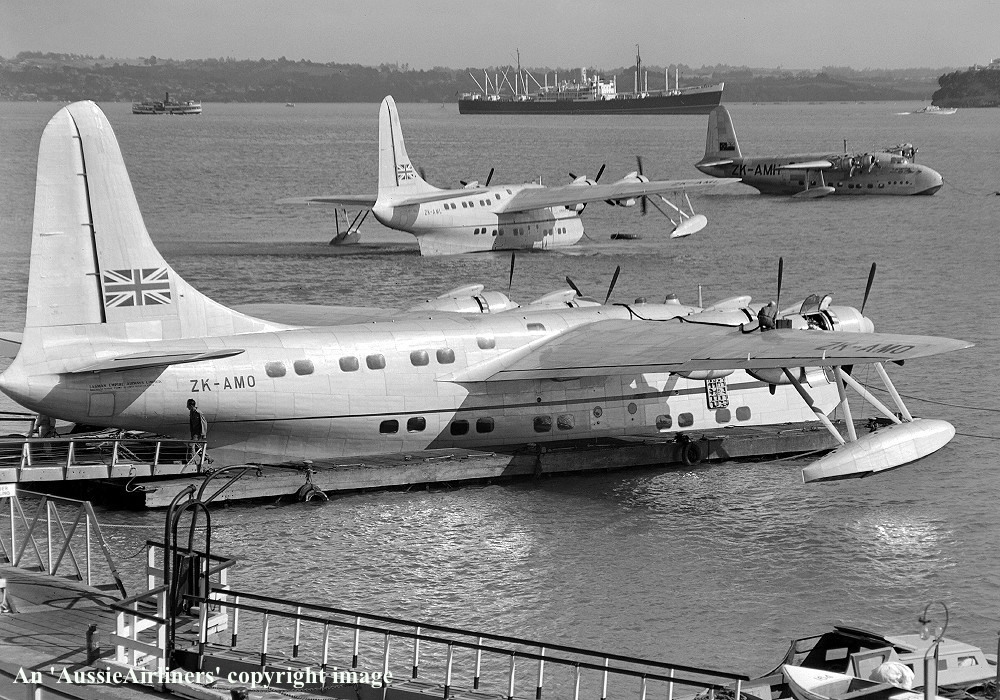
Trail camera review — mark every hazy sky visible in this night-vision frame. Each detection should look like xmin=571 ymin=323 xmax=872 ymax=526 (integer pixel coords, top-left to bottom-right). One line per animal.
xmin=3 ymin=0 xmax=997 ymax=70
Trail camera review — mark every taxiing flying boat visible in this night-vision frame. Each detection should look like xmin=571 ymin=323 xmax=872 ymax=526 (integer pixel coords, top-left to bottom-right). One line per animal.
xmin=695 ymin=106 xmax=943 ymax=198
xmin=0 ymin=102 xmax=971 ymax=483
xmin=277 ymin=96 xmax=736 ymax=255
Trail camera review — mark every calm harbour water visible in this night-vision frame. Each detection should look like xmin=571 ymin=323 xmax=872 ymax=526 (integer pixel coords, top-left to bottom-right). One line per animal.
xmin=0 ymin=100 xmax=999 ymax=678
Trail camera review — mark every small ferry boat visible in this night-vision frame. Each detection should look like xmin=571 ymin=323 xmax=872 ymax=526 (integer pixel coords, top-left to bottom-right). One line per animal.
xmin=132 ymin=91 xmax=202 ymax=115
xmin=911 ymin=105 xmax=957 ymax=115
xmin=459 ymin=48 xmax=724 ymax=115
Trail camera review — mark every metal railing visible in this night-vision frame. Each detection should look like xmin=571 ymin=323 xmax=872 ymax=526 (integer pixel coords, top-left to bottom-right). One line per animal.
xmin=108 ymin=541 xmax=236 ymax=676
xmin=194 ymin=586 xmax=749 ymax=700
xmin=0 ymin=430 xmax=207 ymax=481
xmin=0 ymin=488 xmax=126 ymax=597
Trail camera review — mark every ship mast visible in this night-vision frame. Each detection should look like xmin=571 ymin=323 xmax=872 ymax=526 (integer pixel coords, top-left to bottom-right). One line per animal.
xmin=634 ymin=44 xmax=641 ymax=94
xmin=516 ymin=48 xmax=521 ymax=96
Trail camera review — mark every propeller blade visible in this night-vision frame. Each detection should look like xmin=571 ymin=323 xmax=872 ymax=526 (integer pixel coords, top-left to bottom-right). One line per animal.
xmin=507 ymin=252 xmax=516 ymax=295
xmin=776 ymin=257 xmax=784 ymax=310
xmin=595 ymin=163 xmax=606 ymax=182
xmin=486 ymin=167 xmax=495 ymax=187
xmin=568 ymin=172 xmax=578 ymax=180
xmin=565 ymin=275 xmax=583 ymax=297
xmin=604 ymin=265 xmax=621 ymax=304
xmin=418 ymin=167 xmax=427 ymax=180
xmin=861 ymin=262 xmax=876 ymax=314
xmin=641 ymin=195 xmax=648 ymax=215
xmin=636 ymin=155 xmax=644 ymax=176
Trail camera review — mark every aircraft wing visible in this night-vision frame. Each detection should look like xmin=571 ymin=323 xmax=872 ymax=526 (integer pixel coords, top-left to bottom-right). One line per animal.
xmin=777 ymin=160 xmax=834 ymax=171
xmin=495 ymin=178 xmax=741 ymax=214
xmin=277 ymin=194 xmax=378 ymax=207
xmin=64 ymin=348 xmax=246 ymax=374
xmin=445 ymin=320 xmax=971 ymax=383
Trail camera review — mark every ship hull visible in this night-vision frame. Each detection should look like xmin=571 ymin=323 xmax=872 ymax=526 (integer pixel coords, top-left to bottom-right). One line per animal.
xmin=459 ymin=87 xmax=723 ymax=115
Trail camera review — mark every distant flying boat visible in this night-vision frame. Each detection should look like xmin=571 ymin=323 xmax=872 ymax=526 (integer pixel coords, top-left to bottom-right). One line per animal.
xmin=695 ymin=106 xmax=943 ymax=198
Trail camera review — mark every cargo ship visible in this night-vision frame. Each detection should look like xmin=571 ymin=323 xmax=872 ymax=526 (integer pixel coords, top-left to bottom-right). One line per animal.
xmin=132 ymin=92 xmax=202 ymax=115
xmin=458 ymin=48 xmax=724 ymax=115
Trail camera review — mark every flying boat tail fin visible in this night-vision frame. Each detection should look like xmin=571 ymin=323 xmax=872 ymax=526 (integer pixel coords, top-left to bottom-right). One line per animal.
xmin=700 ymin=105 xmax=742 ymax=163
xmin=377 ymin=95 xmax=439 ymax=198
xmin=22 ymin=101 xmax=283 ymax=349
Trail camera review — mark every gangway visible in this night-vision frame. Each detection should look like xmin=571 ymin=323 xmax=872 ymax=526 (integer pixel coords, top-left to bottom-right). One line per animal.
xmin=0 ymin=430 xmax=208 ymax=483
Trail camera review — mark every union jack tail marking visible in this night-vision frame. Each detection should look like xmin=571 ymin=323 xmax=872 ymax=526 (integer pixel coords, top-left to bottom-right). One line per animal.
xmin=396 ymin=162 xmax=416 ymax=182
xmin=102 ymin=268 xmax=172 ymax=308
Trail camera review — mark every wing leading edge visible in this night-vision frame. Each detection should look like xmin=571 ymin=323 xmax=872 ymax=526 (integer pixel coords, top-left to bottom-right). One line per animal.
xmin=496 ymin=178 xmax=740 ymax=214
xmin=445 ymin=319 xmax=971 ymax=383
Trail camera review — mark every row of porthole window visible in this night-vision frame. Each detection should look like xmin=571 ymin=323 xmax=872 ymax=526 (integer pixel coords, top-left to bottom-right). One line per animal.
xmin=380 ymin=416 xmax=496 ymax=435
xmin=444 ymin=195 xmax=501 ymax=210
xmin=378 ymin=406 xmax=754 ymax=437
xmin=263 ymin=342 xmax=503 ymax=378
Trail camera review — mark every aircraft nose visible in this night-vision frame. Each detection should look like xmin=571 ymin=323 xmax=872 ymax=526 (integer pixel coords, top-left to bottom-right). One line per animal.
xmin=915 ymin=166 xmax=943 ymax=195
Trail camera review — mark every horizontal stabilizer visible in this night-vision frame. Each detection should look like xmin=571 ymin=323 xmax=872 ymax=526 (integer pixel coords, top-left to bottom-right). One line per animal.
xmin=0 ymin=332 xmax=23 ymax=359
xmin=697 ymin=159 xmax=735 ymax=168
xmin=276 ymin=194 xmax=377 ymax=207
xmin=65 ymin=348 xmax=246 ymax=374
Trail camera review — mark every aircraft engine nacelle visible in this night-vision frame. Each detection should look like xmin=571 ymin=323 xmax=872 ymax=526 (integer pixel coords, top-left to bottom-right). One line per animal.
xmin=684 ymin=308 xmax=756 ymax=327
xmin=675 ymin=369 xmax=735 ymax=380
xmin=407 ymin=286 xmax=520 ymax=314
xmin=822 ymin=305 xmax=874 ymax=333
xmin=606 ymin=171 xmax=648 ymax=207
xmin=566 ymin=175 xmax=597 ymax=212
xmin=747 ymin=366 xmax=828 ymax=387
xmin=608 ymin=197 xmax=637 ymax=207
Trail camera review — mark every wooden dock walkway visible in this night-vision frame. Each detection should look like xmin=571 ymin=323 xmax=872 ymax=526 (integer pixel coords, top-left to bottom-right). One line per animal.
xmin=2 ymin=421 xmax=855 ymax=508
xmin=130 ymin=422 xmax=842 ymax=508
xmin=0 ymin=565 xmax=165 ymax=698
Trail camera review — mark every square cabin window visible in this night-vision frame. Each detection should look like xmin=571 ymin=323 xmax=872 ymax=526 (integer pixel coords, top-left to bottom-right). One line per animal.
xmin=265 ymin=361 xmax=286 ymax=378
xmin=379 ymin=420 xmax=399 ymax=434
xmin=293 ymin=359 xmax=314 ymax=376
xmin=407 ymin=417 xmax=426 ymax=432
xmin=436 ymin=348 xmax=455 ymax=364
xmin=476 ymin=417 xmax=495 ymax=433
xmin=477 ymin=336 xmax=496 ymax=350
xmin=410 ymin=350 xmax=429 ymax=366
xmin=339 ymin=356 xmax=359 ymax=372
xmin=450 ymin=420 xmax=469 ymax=436
xmin=366 ymin=354 xmax=386 ymax=370
xmin=533 ymin=415 xmax=552 ymax=433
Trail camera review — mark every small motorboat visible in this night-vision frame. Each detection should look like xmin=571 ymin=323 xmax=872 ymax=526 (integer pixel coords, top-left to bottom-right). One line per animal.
xmin=737 ymin=626 xmax=996 ymax=700
xmin=782 ymin=665 xmax=946 ymax=700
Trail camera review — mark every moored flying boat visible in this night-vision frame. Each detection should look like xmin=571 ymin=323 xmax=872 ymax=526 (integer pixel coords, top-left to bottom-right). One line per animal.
xmin=0 ymin=102 xmax=972 ymax=480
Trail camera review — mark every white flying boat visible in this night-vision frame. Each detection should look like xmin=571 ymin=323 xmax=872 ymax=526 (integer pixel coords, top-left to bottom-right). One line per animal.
xmin=278 ymin=96 xmax=736 ymax=255
xmin=0 ymin=102 xmax=972 ymax=483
